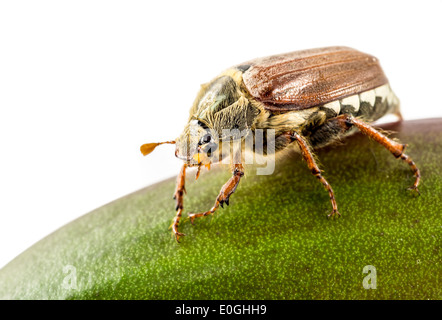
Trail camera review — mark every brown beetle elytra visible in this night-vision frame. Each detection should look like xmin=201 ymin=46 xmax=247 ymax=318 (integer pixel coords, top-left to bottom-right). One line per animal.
xmin=141 ymin=46 xmax=421 ymax=242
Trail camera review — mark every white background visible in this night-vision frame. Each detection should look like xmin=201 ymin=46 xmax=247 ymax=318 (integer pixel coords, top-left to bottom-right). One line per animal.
xmin=1 ymin=0 xmax=441 ymax=269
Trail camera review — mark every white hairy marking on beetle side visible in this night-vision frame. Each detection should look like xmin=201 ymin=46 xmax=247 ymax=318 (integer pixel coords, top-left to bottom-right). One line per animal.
xmin=323 ymin=100 xmax=341 ymax=114
xmin=374 ymin=84 xmax=390 ymax=102
xmin=340 ymin=94 xmax=360 ymax=112
xmin=359 ymin=89 xmax=376 ymax=107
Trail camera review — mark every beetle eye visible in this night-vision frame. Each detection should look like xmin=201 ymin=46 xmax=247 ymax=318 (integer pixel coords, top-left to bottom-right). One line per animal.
xmin=199 ymin=133 xmax=212 ymax=145
xmin=197 ymin=120 xmax=208 ymax=129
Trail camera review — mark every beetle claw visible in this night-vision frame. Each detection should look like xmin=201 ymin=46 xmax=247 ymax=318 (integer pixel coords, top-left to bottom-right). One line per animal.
xmin=407 ymin=186 xmax=420 ymax=196
xmin=327 ymin=210 xmax=341 ymax=219
xmin=173 ymin=231 xmax=186 ymax=243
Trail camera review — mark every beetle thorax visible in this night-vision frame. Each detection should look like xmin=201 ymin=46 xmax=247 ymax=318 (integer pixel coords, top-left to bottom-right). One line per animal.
xmin=189 ymin=71 xmax=260 ymax=134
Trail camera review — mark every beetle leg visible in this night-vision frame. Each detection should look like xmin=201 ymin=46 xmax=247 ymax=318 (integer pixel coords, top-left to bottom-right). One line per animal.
xmin=335 ymin=114 xmax=420 ymax=194
xmin=291 ymin=132 xmax=340 ymax=218
xmin=171 ymin=163 xmax=187 ymax=242
xmin=188 ymin=164 xmax=244 ymax=224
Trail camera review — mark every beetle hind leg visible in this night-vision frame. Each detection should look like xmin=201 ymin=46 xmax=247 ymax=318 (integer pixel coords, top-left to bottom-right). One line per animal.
xmin=400 ymin=153 xmax=420 ymax=195
xmin=334 ymin=114 xmax=421 ymax=194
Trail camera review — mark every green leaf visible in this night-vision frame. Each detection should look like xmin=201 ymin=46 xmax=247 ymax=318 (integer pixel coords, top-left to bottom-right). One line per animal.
xmin=0 ymin=119 xmax=441 ymax=300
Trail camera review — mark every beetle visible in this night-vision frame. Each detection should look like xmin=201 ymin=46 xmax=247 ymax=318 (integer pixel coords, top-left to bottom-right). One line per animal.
xmin=140 ymin=46 xmax=421 ymax=242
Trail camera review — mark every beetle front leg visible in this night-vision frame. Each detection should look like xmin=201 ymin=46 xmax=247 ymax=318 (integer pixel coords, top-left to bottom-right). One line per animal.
xmin=188 ymin=164 xmax=244 ymax=224
xmin=171 ymin=163 xmax=187 ymax=242
xmin=292 ymin=131 xmax=340 ymax=219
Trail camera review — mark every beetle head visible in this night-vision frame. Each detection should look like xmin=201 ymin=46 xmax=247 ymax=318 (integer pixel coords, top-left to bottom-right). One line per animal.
xmin=175 ymin=71 xmax=260 ymax=165
xmin=175 ymin=119 xmax=219 ymax=166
